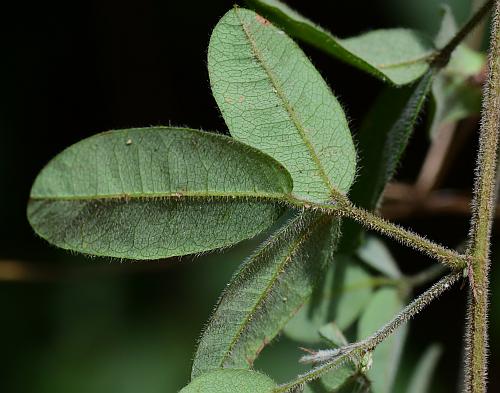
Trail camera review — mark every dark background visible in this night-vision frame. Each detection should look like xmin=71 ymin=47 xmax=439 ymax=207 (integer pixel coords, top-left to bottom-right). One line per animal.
xmin=1 ymin=0 xmax=498 ymax=392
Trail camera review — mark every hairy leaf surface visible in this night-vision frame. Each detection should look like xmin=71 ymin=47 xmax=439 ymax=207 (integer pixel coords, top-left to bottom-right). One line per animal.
xmin=284 ymin=258 xmax=372 ymax=343
xmin=359 ymin=288 xmax=407 ymax=393
xmin=209 ymin=8 xmax=356 ymax=202
xmin=180 ymin=369 xmax=276 ymax=392
xmin=28 ymin=127 xmax=292 ymax=259
xmin=245 ymin=0 xmax=435 ymax=86
xmin=192 ymin=212 xmax=340 ymax=378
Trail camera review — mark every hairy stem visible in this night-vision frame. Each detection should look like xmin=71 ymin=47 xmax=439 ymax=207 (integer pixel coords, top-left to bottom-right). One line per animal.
xmin=287 ymin=196 xmax=467 ymax=269
xmin=341 ymin=202 xmax=466 ymax=270
xmin=274 ymin=272 xmax=462 ymax=392
xmin=432 ymin=0 xmax=494 ymax=68
xmin=464 ymin=1 xmax=500 ymax=392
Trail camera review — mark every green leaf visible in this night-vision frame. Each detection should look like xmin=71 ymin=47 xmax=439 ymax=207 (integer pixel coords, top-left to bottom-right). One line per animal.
xmin=28 ymin=127 xmax=292 ymax=259
xmin=245 ymin=0 xmax=435 ymax=86
xmin=318 ymin=323 xmax=348 ymax=348
xmin=180 ymin=369 xmax=276 ymax=393
xmin=353 ymin=70 xmax=434 ymax=210
xmin=284 ymin=257 xmax=372 ymax=344
xmin=192 ymin=212 xmax=340 ymax=378
xmin=428 ymin=45 xmax=484 ymax=139
xmin=427 ymin=4 xmax=485 ymax=139
xmin=305 ymin=363 xmax=358 ymax=393
xmin=446 ymin=45 xmax=485 ymax=77
xmin=357 ymin=236 xmax=402 ymax=279
xmin=429 ymin=74 xmax=482 ymax=138
xmin=434 ymin=5 xmax=458 ymax=49
xmin=334 ymin=376 xmax=373 ymax=393
xmin=339 ymin=71 xmax=433 ymax=253
xmin=406 ymin=345 xmax=442 ymax=393
xmin=358 ymin=288 xmax=407 ymax=393
xmin=208 ymin=7 xmax=356 ymax=203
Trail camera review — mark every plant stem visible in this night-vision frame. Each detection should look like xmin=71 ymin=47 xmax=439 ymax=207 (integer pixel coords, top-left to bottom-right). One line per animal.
xmin=341 ymin=202 xmax=466 ymax=270
xmin=361 ymin=271 xmax=462 ymax=350
xmin=274 ymin=272 xmax=462 ymax=392
xmin=464 ymin=1 xmax=500 ymax=392
xmin=432 ymin=0 xmax=494 ymax=68
xmin=288 ymin=196 xmax=467 ymax=269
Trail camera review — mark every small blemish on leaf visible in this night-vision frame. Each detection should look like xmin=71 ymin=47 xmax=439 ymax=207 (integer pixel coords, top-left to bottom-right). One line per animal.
xmin=126 ymin=139 xmax=133 ymax=145
xmin=255 ymin=14 xmax=271 ymax=26
xmin=239 ymin=95 xmax=245 ymax=103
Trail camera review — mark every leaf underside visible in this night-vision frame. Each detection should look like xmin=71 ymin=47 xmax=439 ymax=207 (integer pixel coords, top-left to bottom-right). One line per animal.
xmin=28 ymin=127 xmax=292 ymax=259
xmin=245 ymin=0 xmax=435 ymax=86
xmin=192 ymin=211 xmax=340 ymax=378
xmin=209 ymin=7 xmax=356 ymax=202
xmin=180 ymin=369 xmax=276 ymax=393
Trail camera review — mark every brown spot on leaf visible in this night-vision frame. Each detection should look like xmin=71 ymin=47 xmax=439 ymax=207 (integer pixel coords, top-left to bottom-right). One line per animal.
xmin=255 ymin=14 xmax=271 ymax=26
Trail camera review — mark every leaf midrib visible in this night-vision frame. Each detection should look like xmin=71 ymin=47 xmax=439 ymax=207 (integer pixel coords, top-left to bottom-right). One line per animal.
xmin=29 ymin=190 xmax=290 ymax=202
xmin=376 ymin=53 xmax=434 ymax=69
xmin=220 ymin=213 xmax=331 ymax=367
xmin=234 ymin=8 xmax=337 ymax=197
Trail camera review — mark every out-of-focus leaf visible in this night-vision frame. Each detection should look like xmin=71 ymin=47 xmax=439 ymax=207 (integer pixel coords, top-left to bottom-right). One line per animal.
xmin=357 ymin=236 xmax=402 ymax=279
xmin=180 ymin=369 xmax=276 ymax=392
xmin=406 ymin=344 xmax=442 ymax=393
xmin=245 ymin=0 xmax=435 ymax=86
xmin=192 ymin=212 xmax=340 ymax=378
xmin=284 ymin=257 xmax=372 ymax=344
xmin=318 ymin=323 xmax=348 ymax=348
xmin=334 ymin=374 xmax=373 ymax=393
xmin=305 ymin=363 xmax=358 ymax=393
xmin=434 ymin=5 xmax=458 ymax=49
xmin=429 ymin=75 xmax=482 ymax=134
xmin=358 ymin=288 xmax=407 ymax=393
xmin=353 ymin=70 xmax=434 ymax=211
xmin=446 ymin=45 xmax=485 ymax=77
xmin=208 ymin=7 xmax=356 ymax=203
xmin=428 ymin=7 xmax=485 ymax=139
xmin=28 ymin=127 xmax=292 ymax=259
